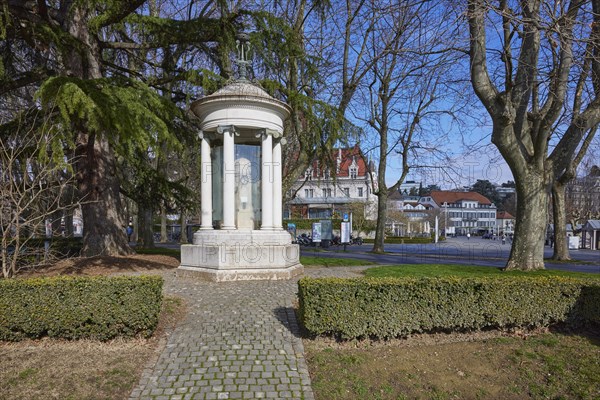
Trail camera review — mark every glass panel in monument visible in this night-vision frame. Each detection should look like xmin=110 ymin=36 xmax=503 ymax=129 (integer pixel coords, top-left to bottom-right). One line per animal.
xmin=211 ymin=145 xmax=223 ymax=227
xmin=235 ymin=144 xmax=261 ymax=229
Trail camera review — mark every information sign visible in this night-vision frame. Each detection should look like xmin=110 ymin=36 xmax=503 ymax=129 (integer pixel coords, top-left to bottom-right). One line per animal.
xmin=312 ymin=222 xmax=322 ymax=242
xmin=341 ymin=222 xmax=350 ymax=243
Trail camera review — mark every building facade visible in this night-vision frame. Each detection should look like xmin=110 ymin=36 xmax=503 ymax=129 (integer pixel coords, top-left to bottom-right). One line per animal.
xmin=398 ymin=180 xmax=421 ymax=195
xmin=286 ymin=145 xmax=378 ymax=220
xmin=387 ymin=192 xmax=430 ymax=236
xmin=419 ymin=191 xmax=497 ymax=236
xmin=566 ymin=167 xmax=600 ymax=221
xmin=496 ymin=211 xmax=515 ymax=236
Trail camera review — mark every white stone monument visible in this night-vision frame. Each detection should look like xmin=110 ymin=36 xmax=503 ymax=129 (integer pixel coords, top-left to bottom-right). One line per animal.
xmin=178 ymin=35 xmax=302 ymax=281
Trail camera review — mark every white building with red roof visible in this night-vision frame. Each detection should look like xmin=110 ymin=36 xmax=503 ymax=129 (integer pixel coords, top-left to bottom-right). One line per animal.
xmin=419 ymin=190 xmax=497 ymax=236
xmin=286 ymin=145 xmax=378 ymax=220
xmin=496 ymin=211 xmax=515 ymax=235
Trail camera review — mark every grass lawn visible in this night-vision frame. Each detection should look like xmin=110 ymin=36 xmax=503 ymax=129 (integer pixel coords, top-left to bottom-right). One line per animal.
xmin=133 ymin=249 xmax=377 ymax=268
xmin=363 ymin=263 xmax=600 ymax=279
xmin=300 ymin=256 xmax=376 ymax=267
xmin=304 ymin=263 xmax=600 ymax=399
xmin=306 ymin=331 xmax=600 ymax=400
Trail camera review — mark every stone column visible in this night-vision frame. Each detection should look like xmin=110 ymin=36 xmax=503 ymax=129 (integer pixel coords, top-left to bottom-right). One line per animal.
xmin=261 ymin=130 xmax=274 ymax=230
xmin=200 ymin=132 xmax=213 ymax=230
xmin=219 ymin=125 xmax=236 ymax=230
xmin=272 ymin=136 xmax=283 ymax=230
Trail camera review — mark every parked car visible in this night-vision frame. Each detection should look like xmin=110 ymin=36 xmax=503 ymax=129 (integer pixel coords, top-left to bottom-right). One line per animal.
xmin=482 ymin=233 xmax=493 ymax=239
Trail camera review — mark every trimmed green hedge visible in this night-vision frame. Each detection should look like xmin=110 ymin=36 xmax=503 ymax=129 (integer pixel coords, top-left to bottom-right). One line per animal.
xmin=0 ymin=275 xmax=163 ymax=341
xmin=363 ymin=237 xmax=428 ymax=244
xmin=363 ymin=236 xmax=446 ymax=244
xmin=298 ymin=277 xmax=600 ymax=340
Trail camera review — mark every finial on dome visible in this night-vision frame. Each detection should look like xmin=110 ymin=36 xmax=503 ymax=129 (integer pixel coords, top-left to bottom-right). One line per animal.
xmin=235 ymin=32 xmax=251 ymax=81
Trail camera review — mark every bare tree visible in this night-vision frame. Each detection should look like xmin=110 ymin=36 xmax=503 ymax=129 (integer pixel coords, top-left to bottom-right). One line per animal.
xmin=1 ymin=125 xmax=80 ymax=278
xmin=357 ymin=1 xmax=461 ymax=253
xmin=262 ymin=0 xmax=397 ymax=198
xmin=468 ymin=0 xmax=600 ymax=270
xmin=564 ymin=160 xmax=600 ymax=234
xmin=551 ymin=126 xmax=597 ymax=260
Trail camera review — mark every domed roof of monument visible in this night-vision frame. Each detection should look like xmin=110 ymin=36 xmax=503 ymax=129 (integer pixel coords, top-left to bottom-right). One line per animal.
xmin=211 ymin=80 xmax=273 ymax=99
xmin=193 ymin=78 xmax=291 ymax=120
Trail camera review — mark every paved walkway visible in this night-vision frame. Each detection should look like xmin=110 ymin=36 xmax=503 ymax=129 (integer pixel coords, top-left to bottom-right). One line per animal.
xmin=130 ymin=267 xmax=367 ymax=400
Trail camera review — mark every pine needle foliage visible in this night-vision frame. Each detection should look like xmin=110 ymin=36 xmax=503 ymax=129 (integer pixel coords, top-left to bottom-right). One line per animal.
xmin=37 ymin=76 xmax=183 ymax=157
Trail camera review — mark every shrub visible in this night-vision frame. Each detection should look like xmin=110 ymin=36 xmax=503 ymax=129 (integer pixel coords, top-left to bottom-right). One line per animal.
xmin=298 ymin=276 xmax=600 ymax=340
xmin=0 ymin=275 xmax=163 ymax=341
xmin=26 ymin=237 xmax=84 ymax=257
xmin=363 ymin=237 xmax=437 ymax=244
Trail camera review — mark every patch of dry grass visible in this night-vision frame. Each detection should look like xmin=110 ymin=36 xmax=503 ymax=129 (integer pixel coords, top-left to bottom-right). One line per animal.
xmin=305 ymin=329 xmax=600 ymax=400
xmin=0 ymin=295 xmax=185 ymax=400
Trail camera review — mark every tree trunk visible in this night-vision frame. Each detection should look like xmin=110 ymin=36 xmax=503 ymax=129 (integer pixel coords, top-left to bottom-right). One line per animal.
xmin=65 ymin=6 xmax=131 ymax=257
xmin=504 ymin=172 xmax=549 ymax=270
xmin=372 ymin=191 xmax=388 ymax=253
xmin=180 ymin=211 xmax=188 ymax=244
xmin=76 ymin=134 xmax=132 ymax=256
xmin=551 ymin=181 xmax=571 ymax=260
xmin=50 ymin=210 xmax=62 ymax=236
xmin=132 ymin=205 xmax=139 ymax=244
xmin=137 ymin=203 xmax=155 ymax=248
xmin=160 ymin=204 xmax=168 ymax=243
xmin=64 ymin=212 xmax=74 ymax=237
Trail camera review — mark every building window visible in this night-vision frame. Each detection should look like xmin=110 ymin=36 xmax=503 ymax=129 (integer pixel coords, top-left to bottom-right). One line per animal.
xmin=305 ymin=169 xmax=312 ymax=181
xmin=350 ymin=167 xmax=358 ymax=179
xmin=358 ymin=187 xmax=363 ymax=197
xmin=322 ymin=188 xmax=331 ymax=197
xmin=324 ymin=169 xmax=330 ymax=179
xmin=344 ymin=188 xmax=350 ymax=197
xmin=305 ymin=189 xmax=314 ymax=198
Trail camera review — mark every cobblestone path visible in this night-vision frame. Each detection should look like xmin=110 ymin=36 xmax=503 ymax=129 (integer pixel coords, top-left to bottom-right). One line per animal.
xmin=130 ymin=274 xmax=312 ymax=400
xmin=130 ymin=267 xmax=368 ymax=400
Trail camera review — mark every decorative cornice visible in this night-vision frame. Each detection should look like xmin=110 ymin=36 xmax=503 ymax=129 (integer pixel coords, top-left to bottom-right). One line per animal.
xmin=192 ymin=96 xmax=291 ymax=119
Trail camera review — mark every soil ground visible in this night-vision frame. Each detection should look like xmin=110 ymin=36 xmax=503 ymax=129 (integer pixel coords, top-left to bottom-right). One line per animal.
xmin=16 ymin=253 xmax=179 ymax=278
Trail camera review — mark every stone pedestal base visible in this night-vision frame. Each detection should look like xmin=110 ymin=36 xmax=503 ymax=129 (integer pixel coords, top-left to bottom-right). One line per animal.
xmin=178 ymin=229 xmax=303 ymax=282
